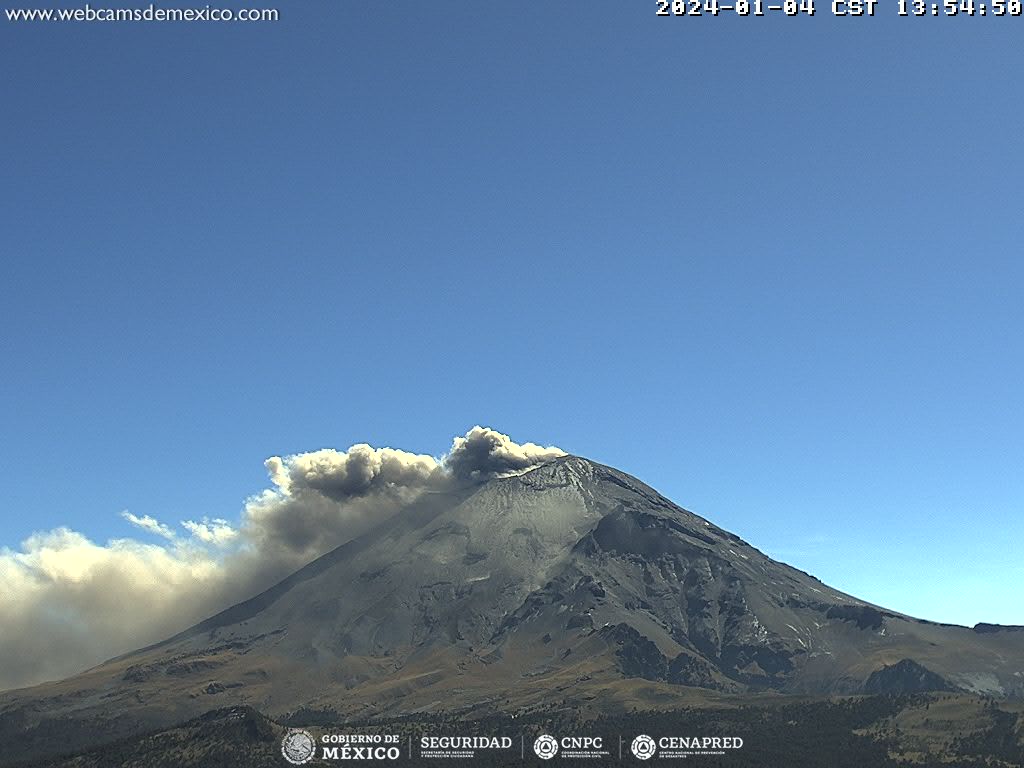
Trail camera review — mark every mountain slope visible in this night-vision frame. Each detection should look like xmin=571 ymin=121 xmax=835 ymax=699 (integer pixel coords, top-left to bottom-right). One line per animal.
xmin=1 ymin=456 xmax=1021 ymax=764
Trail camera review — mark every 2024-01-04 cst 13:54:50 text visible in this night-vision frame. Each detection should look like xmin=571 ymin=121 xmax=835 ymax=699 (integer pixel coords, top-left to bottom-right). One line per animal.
xmin=656 ymin=0 xmax=1023 ymax=15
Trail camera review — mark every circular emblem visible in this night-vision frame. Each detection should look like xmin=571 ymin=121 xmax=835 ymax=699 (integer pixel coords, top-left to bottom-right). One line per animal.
xmin=281 ymin=729 xmax=316 ymax=765
xmin=631 ymin=734 xmax=657 ymax=760
xmin=534 ymin=733 xmax=559 ymax=760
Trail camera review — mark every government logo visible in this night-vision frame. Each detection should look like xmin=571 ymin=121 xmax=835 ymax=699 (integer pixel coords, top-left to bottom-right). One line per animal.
xmin=281 ymin=729 xmax=317 ymax=765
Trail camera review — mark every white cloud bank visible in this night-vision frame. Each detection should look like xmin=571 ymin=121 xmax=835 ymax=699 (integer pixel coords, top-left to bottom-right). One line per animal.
xmin=121 ymin=511 xmax=176 ymax=540
xmin=0 ymin=427 xmax=564 ymax=692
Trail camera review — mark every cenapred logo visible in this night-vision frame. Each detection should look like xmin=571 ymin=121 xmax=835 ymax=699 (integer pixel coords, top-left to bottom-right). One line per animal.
xmin=630 ymin=734 xmax=657 ymax=760
xmin=281 ymin=729 xmax=317 ymax=765
xmin=630 ymin=733 xmax=744 ymax=760
xmin=533 ymin=734 xmax=559 ymax=760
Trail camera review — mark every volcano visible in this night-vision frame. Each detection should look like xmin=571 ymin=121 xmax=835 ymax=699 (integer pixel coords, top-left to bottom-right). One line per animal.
xmin=2 ymin=455 xmax=1021 ymax=763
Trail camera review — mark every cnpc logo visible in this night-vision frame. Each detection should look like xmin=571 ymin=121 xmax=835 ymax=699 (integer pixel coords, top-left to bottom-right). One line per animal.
xmin=533 ymin=734 xmax=559 ymax=759
xmin=533 ymin=734 xmax=604 ymax=759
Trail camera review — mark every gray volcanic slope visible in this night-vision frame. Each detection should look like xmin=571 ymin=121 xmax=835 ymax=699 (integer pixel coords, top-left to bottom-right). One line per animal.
xmin=1 ymin=456 xmax=1022 ymax=762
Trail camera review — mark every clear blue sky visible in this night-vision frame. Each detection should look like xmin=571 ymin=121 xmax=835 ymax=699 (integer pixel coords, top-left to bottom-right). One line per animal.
xmin=2 ymin=3 xmax=1021 ymax=627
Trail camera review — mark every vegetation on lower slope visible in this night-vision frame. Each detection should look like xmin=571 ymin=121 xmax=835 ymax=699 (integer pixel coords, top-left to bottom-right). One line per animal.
xmin=10 ymin=694 xmax=1022 ymax=768
xmin=7 ymin=707 xmax=284 ymax=768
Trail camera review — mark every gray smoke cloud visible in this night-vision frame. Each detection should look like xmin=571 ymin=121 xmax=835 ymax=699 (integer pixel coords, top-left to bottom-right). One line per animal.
xmin=265 ymin=445 xmax=444 ymax=500
xmin=0 ymin=427 xmax=564 ymax=692
xmin=243 ymin=444 xmax=445 ymax=560
xmin=446 ymin=426 xmax=566 ymax=480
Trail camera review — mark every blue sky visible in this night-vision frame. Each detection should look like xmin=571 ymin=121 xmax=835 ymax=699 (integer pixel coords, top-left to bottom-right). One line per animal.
xmin=2 ymin=2 xmax=1022 ymax=628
